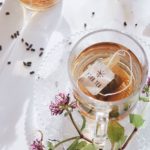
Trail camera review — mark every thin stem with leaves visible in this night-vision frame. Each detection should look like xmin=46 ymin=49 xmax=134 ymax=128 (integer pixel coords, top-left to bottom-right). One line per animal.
xmin=67 ymin=109 xmax=92 ymax=143
xmin=120 ymin=128 xmax=138 ymax=150
xmin=54 ymin=136 xmax=80 ymax=148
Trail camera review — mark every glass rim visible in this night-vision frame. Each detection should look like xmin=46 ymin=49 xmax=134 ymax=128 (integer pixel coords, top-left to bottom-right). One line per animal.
xmin=68 ymin=28 xmax=149 ymax=105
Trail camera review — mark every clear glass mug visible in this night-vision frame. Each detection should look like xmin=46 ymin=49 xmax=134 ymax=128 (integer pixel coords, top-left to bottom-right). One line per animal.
xmin=68 ymin=29 xmax=148 ymax=148
xmin=19 ymin=0 xmax=60 ymax=10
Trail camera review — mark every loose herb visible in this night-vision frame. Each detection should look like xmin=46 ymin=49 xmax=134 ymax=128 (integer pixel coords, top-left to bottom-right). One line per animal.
xmin=11 ymin=31 xmax=20 ymax=39
xmin=27 ymin=62 xmax=32 ymax=66
xmin=31 ymin=48 xmax=35 ymax=52
xmin=5 ymin=12 xmax=10 ymax=15
xmin=123 ymin=21 xmax=127 ymax=27
xmin=92 ymin=12 xmax=95 ymax=17
xmin=28 ymin=44 xmax=33 ymax=49
xmin=68 ymin=42 xmax=72 ymax=45
xmin=21 ymin=38 xmax=24 ymax=43
xmin=26 ymin=48 xmax=30 ymax=51
xmin=25 ymin=42 xmax=29 ymax=46
xmin=0 ymin=2 xmax=3 ymax=6
xmin=7 ymin=61 xmax=11 ymax=65
xmin=40 ymin=48 xmax=44 ymax=51
xmin=11 ymin=35 xmax=14 ymax=39
xmin=84 ymin=23 xmax=87 ymax=29
xmin=30 ymin=71 xmax=35 ymax=75
xmin=0 ymin=45 xmax=2 ymax=51
xmin=39 ymin=52 xmax=43 ymax=57
xmin=14 ymin=33 xmax=17 ymax=38
xmin=16 ymin=31 xmax=19 ymax=36
xmin=23 ymin=61 xmax=32 ymax=67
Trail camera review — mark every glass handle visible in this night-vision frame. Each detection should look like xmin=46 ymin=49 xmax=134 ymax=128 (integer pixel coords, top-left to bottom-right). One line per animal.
xmin=93 ymin=110 xmax=109 ymax=149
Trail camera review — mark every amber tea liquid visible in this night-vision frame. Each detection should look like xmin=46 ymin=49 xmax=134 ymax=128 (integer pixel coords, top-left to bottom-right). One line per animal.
xmin=71 ymin=42 xmax=142 ymax=119
xmin=20 ymin=0 xmax=60 ymax=10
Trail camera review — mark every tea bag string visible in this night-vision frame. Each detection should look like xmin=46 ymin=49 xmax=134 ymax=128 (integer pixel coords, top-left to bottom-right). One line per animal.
xmin=100 ymin=49 xmax=133 ymax=96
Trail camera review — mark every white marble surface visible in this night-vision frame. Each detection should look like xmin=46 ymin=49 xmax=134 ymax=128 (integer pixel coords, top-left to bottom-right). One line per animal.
xmin=0 ymin=0 xmax=150 ymax=150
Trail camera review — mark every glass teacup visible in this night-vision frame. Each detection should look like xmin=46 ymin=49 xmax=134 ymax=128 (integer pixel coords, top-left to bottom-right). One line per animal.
xmin=19 ymin=0 xmax=60 ymax=10
xmin=68 ymin=29 xmax=148 ymax=148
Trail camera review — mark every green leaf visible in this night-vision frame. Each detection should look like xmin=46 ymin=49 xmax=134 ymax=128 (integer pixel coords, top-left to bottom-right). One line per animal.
xmin=80 ymin=115 xmax=86 ymax=132
xmin=81 ymin=144 xmax=96 ymax=150
xmin=107 ymin=121 xmax=125 ymax=144
xmin=47 ymin=141 xmax=54 ymax=150
xmin=139 ymin=96 xmax=150 ymax=102
xmin=76 ymin=141 xmax=87 ymax=149
xmin=114 ymin=135 xmax=127 ymax=150
xmin=129 ymin=114 xmax=144 ymax=128
xmin=67 ymin=138 xmax=79 ymax=150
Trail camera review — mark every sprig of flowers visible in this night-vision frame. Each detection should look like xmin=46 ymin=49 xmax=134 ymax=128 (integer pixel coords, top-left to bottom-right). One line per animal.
xmin=31 ymin=77 xmax=150 ymax=150
xmin=31 ymin=93 xmax=94 ymax=150
xmin=31 ymin=139 xmax=44 ymax=150
xmin=49 ymin=93 xmax=76 ymax=116
xmin=30 ymin=131 xmax=44 ymax=150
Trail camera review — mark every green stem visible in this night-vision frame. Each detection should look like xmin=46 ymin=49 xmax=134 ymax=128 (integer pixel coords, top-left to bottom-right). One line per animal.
xmin=68 ymin=110 xmax=81 ymax=136
xmin=37 ymin=130 xmax=43 ymax=141
xmin=120 ymin=128 xmax=138 ymax=150
xmin=54 ymin=136 xmax=80 ymax=148
xmin=67 ymin=109 xmax=92 ymax=143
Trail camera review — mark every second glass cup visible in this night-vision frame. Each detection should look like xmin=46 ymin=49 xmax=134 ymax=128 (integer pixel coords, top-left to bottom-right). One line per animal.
xmin=68 ymin=29 xmax=148 ymax=148
xmin=20 ymin=0 xmax=60 ymax=11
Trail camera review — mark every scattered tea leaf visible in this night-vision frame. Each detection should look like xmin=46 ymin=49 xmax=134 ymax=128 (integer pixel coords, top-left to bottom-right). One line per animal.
xmin=129 ymin=114 xmax=144 ymax=128
xmin=47 ymin=141 xmax=54 ymax=150
xmin=107 ymin=121 xmax=125 ymax=144
xmin=80 ymin=115 xmax=86 ymax=132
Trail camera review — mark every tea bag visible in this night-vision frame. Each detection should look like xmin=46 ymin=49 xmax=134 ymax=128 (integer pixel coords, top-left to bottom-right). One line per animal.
xmin=78 ymin=49 xmax=133 ymax=96
xmin=78 ymin=60 xmax=115 ymax=95
xmin=101 ymin=49 xmax=133 ymax=96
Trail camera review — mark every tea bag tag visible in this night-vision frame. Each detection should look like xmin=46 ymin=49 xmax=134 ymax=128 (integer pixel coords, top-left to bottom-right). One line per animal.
xmin=78 ymin=59 xmax=115 ymax=95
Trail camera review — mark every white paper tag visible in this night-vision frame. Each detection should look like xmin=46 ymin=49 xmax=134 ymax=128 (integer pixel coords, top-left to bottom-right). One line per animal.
xmin=78 ymin=59 xmax=115 ymax=95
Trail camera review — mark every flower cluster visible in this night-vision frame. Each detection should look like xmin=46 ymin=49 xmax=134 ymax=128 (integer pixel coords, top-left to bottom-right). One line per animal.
xmin=49 ymin=93 xmax=77 ymax=115
xmin=31 ymin=139 xmax=44 ymax=150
